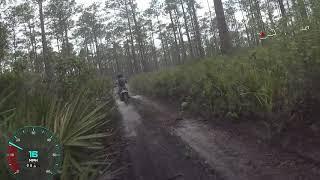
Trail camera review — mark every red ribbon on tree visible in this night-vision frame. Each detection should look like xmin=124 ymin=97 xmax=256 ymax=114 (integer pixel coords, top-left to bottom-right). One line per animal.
xmin=259 ymin=31 xmax=267 ymax=39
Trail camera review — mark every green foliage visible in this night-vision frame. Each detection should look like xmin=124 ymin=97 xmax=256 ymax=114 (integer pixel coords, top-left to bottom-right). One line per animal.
xmin=131 ymin=30 xmax=320 ymax=124
xmin=54 ymin=57 xmax=113 ymax=99
xmin=0 ymin=22 xmax=8 ymax=61
xmin=0 ymin=70 xmax=116 ymax=180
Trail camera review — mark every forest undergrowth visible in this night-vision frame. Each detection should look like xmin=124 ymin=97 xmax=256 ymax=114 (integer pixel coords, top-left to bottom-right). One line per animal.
xmin=131 ymin=29 xmax=320 ymax=138
xmin=0 ymin=59 xmax=119 ymax=180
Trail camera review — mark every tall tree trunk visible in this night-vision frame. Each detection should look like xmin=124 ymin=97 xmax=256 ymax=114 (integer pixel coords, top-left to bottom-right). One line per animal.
xmin=206 ymin=0 xmax=217 ymax=54
xmin=213 ymin=0 xmax=232 ymax=54
xmin=150 ymin=30 xmax=158 ymax=70
xmin=84 ymin=35 xmax=90 ymax=62
xmin=32 ymin=25 xmax=38 ymax=68
xmin=278 ymin=0 xmax=286 ymax=17
xmin=93 ymin=33 xmax=102 ymax=73
xmin=129 ymin=0 xmax=146 ymax=72
xmin=156 ymin=15 xmax=168 ymax=68
xmin=90 ymin=40 xmax=96 ymax=61
xmin=238 ymin=2 xmax=253 ymax=47
xmin=243 ymin=19 xmax=252 ymax=47
xmin=266 ymin=0 xmax=275 ymax=28
xmin=179 ymin=0 xmax=194 ymax=58
xmin=253 ymin=0 xmax=265 ymax=31
xmin=27 ymin=21 xmax=37 ymax=72
xmin=247 ymin=0 xmax=260 ymax=45
xmin=189 ymin=0 xmax=204 ymax=57
xmin=163 ymin=33 xmax=172 ymax=66
xmin=24 ymin=25 xmax=31 ymax=62
xmin=124 ymin=0 xmax=138 ymax=73
xmin=38 ymin=0 xmax=52 ymax=80
xmin=174 ymin=9 xmax=187 ymax=61
xmin=124 ymin=37 xmax=134 ymax=74
xmin=113 ymin=42 xmax=120 ymax=73
xmin=12 ymin=21 xmax=17 ymax=62
xmin=160 ymin=35 xmax=168 ymax=68
xmin=212 ymin=32 xmax=219 ymax=53
xmin=64 ymin=26 xmax=69 ymax=56
xmin=169 ymin=9 xmax=180 ymax=64
xmin=187 ymin=3 xmax=196 ymax=50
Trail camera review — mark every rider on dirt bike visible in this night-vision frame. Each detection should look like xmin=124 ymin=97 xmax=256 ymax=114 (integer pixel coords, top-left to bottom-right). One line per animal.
xmin=116 ymin=74 xmax=128 ymax=100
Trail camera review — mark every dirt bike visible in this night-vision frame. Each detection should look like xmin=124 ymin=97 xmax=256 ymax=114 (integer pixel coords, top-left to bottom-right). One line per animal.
xmin=119 ymin=88 xmax=129 ymax=104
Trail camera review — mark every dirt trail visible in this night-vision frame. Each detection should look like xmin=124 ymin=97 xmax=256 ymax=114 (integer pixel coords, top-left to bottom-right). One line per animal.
xmin=175 ymin=120 xmax=320 ymax=180
xmin=115 ymin=95 xmax=320 ymax=180
xmin=116 ymin=97 xmax=219 ymax=180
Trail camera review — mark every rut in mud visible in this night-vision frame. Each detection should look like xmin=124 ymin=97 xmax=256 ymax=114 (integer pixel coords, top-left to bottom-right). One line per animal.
xmin=113 ymin=95 xmax=320 ymax=180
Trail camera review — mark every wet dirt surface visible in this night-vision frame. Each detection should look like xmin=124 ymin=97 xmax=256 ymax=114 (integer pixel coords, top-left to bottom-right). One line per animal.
xmin=114 ymin=95 xmax=320 ymax=180
xmin=175 ymin=120 xmax=320 ymax=180
xmin=116 ymin=97 xmax=220 ymax=180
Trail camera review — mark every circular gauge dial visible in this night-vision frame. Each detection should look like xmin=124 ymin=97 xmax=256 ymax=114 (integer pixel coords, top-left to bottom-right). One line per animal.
xmin=6 ymin=126 xmax=63 ymax=180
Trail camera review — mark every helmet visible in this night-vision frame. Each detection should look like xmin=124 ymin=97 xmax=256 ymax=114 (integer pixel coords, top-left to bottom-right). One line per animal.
xmin=117 ymin=74 xmax=123 ymax=78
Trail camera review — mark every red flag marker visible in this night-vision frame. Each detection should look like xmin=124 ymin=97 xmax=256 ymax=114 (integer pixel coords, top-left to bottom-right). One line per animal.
xmin=259 ymin=31 xmax=267 ymax=40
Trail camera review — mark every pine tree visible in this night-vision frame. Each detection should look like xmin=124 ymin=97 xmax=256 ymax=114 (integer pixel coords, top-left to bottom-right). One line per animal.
xmin=213 ymin=0 xmax=232 ymax=54
xmin=36 ymin=0 xmax=53 ymax=80
xmin=46 ymin=0 xmax=76 ymax=56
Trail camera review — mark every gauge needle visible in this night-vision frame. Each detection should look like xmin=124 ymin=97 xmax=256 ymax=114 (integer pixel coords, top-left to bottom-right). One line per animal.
xmin=9 ymin=141 xmax=23 ymax=151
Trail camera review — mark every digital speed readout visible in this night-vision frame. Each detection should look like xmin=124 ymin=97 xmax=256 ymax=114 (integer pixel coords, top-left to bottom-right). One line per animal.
xmin=6 ymin=126 xmax=63 ymax=180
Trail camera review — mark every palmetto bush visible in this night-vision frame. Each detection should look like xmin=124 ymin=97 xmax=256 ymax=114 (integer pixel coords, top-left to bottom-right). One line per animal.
xmin=130 ymin=29 xmax=320 ymax=132
xmin=131 ymin=55 xmax=283 ymax=115
xmin=0 ymin=72 xmax=117 ymax=180
xmin=0 ymin=85 xmax=15 ymax=180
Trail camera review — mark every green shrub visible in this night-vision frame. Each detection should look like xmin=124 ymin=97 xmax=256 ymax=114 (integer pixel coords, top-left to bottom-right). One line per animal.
xmin=130 ymin=30 xmax=320 ymax=128
xmin=0 ymin=71 xmax=116 ymax=180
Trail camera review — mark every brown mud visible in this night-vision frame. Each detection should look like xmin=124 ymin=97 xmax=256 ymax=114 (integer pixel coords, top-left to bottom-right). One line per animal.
xmin=113 ymin=97 xmax=220 ymax=180
xmin=104 ymin=95 xmax=320 ymax=180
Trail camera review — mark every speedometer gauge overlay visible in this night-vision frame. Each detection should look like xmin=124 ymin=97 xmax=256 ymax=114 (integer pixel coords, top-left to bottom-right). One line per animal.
xmin=6 ymin=126 xmax=63 ymax=180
